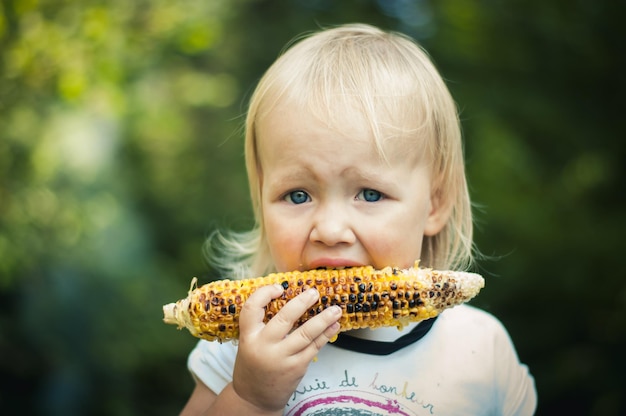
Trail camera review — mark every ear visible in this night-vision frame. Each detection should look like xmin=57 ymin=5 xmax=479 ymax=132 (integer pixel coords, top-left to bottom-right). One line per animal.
xmin=424 ymin=189 xmax=453 ymax=237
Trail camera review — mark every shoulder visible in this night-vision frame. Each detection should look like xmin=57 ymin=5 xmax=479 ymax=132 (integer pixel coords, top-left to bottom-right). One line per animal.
xmin=435 ymin=303 xmax=510 ymax=338
xmin=189 ymin=339 xmax=238 ymax=369
xmin=427 ymin=304 xmax=522 ymax=363
xmin=431 ymin=305 xmax=537 ymax=415
xmin=187 ymin=340 xmax=238 ymax=394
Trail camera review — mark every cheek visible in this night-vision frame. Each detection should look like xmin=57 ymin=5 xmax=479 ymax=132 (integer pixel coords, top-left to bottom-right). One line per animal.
xmin=263 ymin=214 xmax=305 ymax=270
xmin=370 ymin=232 xmax=424 ymax=269
xmin=264 ymin=215 xmax=283 ymax=246
xmin=364 ymin=207 xmax=428 ymax=268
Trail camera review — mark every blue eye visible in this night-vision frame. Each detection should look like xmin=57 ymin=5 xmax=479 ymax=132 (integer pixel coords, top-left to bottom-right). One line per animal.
xmin=287 ymin=190 xmax=310 ymax=204
xmin=359 ymin=189 xmax=382 ymax=202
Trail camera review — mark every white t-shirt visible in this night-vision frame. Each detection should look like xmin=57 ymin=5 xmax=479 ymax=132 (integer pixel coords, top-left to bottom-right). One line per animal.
xmin=187 ymin=304 xmax=537 ymax=415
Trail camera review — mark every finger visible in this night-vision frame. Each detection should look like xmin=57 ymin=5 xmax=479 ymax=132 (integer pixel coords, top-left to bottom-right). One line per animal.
xmin=263 ymin=287 xmax=321 ymax=339
xmin=310 ymin=319 xmax=341 ymax=352
xmin=238 ymin=284 xmax=284 ymax=337
xmin=284 ymin=305 xmax=342 ymax=353
xmin=295 ymin=320 xmax=342 ymax=363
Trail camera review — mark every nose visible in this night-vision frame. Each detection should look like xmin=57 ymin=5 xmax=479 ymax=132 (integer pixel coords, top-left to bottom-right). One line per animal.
xmin=309 ymin=203 xmax=356 ymax=246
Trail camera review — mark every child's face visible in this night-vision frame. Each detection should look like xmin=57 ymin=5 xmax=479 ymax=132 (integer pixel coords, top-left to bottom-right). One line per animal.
xmin=256 ymin=103 xmax=447 ymax=272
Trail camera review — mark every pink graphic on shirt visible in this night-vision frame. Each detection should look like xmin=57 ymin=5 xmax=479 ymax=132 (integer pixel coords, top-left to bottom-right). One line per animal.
xmin=286 ymin=390 xmax=421 ymax=416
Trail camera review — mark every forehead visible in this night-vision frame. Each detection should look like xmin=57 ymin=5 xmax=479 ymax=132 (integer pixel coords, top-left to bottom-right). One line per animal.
xmin=256 ymin=94 xmax=430 ymax=168
xmin=255 ymin=103 xmax=432 ymax=187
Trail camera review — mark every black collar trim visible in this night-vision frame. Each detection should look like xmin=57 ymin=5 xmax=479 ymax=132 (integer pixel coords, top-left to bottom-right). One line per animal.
xmin=331 ymin=317 xmax=438 ymax=355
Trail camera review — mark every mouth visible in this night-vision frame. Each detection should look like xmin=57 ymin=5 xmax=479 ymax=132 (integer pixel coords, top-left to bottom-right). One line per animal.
xmin=308 ymin=258 xmax=364 ymax=270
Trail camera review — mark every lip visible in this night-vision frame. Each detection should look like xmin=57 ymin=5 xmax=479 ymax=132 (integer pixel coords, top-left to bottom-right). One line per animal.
xmin=307 ymin=258 xmax=364 ymax=270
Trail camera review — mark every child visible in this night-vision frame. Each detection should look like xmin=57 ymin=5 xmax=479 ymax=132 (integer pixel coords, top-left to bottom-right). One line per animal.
xmin=180 ymin=23 xmax=537 ymax=415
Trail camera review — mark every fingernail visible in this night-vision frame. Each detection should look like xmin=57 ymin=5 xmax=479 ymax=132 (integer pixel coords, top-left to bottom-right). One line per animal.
xmin=307 ymin=288 xmax=319 ymax=298
xmin=330 ymin=305 xmax=342 ymax=316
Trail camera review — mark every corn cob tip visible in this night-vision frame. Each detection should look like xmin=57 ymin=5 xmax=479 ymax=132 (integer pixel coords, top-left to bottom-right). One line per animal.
xmin=163 ymin=303 xmax=178 ymax=325
xmin=163 ymin=297 xmax=201 ymax=337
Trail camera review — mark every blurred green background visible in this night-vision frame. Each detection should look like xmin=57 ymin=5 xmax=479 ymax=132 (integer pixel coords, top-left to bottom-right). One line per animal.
xmin=1 ymin=0 xmax=624 ymax=415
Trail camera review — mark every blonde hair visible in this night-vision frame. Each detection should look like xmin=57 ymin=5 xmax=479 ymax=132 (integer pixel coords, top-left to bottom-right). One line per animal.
xmin=206 ymin=23 xmax=474 ymax=278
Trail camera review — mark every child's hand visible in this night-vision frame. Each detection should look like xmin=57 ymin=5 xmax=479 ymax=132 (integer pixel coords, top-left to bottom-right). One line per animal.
xmin=231 ymin=284 xmax=341 ymax=413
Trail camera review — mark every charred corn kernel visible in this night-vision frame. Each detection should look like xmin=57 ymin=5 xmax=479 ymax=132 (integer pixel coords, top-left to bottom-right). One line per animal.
xmin=162 ymin=262 xmax=484 ymax=343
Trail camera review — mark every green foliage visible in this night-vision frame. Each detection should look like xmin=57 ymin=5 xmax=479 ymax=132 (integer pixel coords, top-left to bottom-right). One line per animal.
xmin=1 ymin=0 xmax=624 ymax=415
xmin=0 ymin=0 xmax=253 ymax=413
xmin=424 ymin=2 xmax=626 ymax=413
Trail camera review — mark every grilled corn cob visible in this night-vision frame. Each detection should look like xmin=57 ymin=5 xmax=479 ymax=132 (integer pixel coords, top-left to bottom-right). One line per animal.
xmin=163 ymin=263 xmax=484 ymax=343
